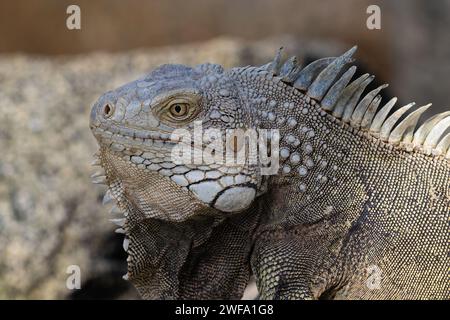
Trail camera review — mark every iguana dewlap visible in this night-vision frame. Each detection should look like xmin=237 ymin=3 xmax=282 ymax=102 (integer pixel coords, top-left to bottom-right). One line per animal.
xmin=90 ymin=46 xmax=450 ymax=299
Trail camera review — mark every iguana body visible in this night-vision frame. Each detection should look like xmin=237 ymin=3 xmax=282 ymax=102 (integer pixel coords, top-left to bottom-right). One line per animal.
xmin=90 ymin=46 xmax=450 ymax=299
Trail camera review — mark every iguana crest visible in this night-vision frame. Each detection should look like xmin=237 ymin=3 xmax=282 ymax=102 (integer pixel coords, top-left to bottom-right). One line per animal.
xmin=254 ymin=46 xmax=450 ymax=158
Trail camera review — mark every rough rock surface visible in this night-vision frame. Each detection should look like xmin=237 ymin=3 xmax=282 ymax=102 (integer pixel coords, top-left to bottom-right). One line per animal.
xmin=0 ymin=37 xmax=350 ymax=299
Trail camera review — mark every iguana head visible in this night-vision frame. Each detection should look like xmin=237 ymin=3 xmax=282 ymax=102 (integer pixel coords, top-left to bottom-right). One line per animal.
xmin=90 ymin=63 xmax=272 ymax=298
xmin=90 ymin=63 xmax=268 ymax=222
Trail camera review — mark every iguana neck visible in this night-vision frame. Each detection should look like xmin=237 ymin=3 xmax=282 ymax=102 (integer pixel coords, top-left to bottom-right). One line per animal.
xmin=232 ymin=70 xmax=360 ymax=223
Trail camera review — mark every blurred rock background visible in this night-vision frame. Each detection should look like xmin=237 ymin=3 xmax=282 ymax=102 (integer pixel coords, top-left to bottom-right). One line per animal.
xmin=0 ymin=0 xmax=448 ymax=299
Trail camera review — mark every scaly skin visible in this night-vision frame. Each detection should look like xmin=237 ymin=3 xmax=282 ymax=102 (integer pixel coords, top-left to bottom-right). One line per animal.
xmin=90 ymin=48 xmax=450 ymax=299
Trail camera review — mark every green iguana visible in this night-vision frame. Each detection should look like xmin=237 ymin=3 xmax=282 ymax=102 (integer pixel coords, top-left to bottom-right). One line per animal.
xmin=89 ymin=46 xmax=450 ymax=299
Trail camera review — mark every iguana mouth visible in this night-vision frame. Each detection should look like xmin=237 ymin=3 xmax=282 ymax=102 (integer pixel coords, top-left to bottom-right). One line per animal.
xmin=91 ymin=123 xmax=176 ymax=145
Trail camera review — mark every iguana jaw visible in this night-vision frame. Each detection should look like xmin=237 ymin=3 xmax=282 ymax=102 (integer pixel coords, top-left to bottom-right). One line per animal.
xmin=95 ymin=146 xmax=215 ymax=221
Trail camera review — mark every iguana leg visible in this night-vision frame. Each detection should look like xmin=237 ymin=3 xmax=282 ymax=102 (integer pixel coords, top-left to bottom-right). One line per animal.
xmin=178 ymin=208 xmax=260 ymax=299
xmin=251 ymin=225 xmax=342 ymax=300
xmin=128 ymin=203 xmax=261 ymax=299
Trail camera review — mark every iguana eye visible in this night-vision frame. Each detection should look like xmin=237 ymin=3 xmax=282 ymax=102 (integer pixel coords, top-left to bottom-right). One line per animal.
xmin=169 ymin=103 xmax=189 ymax=118
xmin=153 ymin=92 xmax=201 ymax=126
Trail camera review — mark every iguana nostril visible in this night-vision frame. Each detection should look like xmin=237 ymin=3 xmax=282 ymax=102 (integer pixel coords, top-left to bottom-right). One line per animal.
xmin=102 ymin=103 xmax=114 ymax=118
